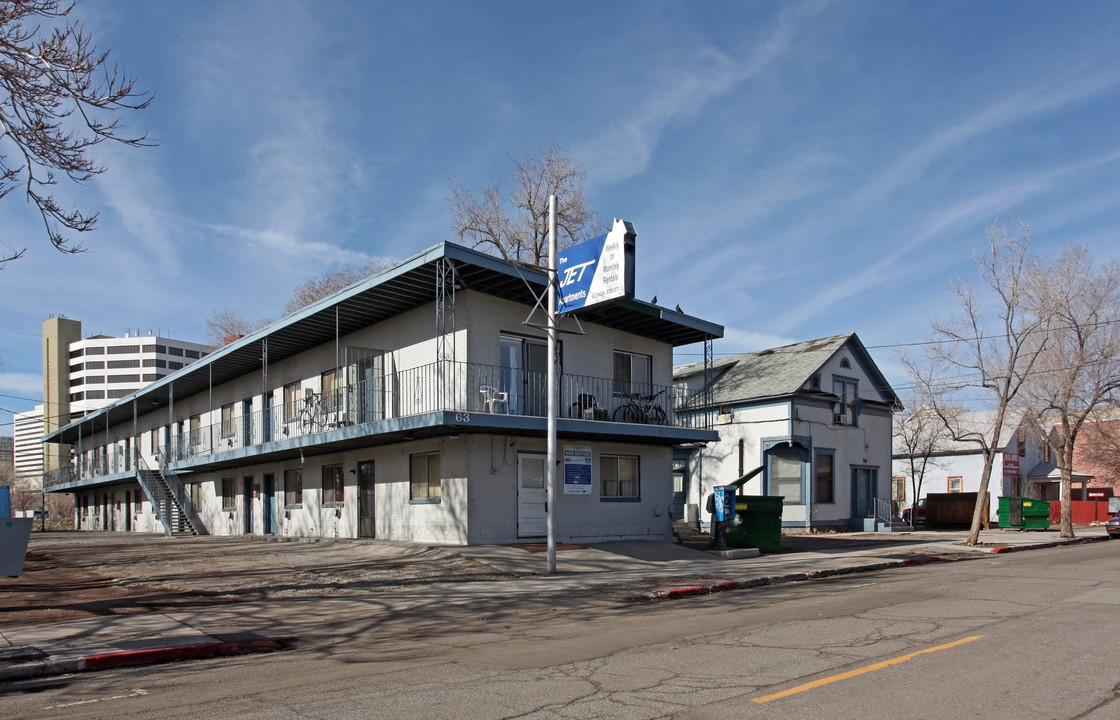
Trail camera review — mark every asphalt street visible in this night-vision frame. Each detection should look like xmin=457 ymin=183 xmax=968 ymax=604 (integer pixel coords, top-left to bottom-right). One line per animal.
xmin=1 ymin=536 xmax=1117 ymax=719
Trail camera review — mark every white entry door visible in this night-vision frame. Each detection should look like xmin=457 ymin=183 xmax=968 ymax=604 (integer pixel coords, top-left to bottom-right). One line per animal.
xmin=518 ymin=454 xmax=547 ymax=538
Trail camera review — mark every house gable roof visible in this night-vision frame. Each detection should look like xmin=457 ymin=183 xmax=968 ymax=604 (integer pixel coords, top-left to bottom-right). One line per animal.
xmin=675 ymin=332 xmax=898 ymax=407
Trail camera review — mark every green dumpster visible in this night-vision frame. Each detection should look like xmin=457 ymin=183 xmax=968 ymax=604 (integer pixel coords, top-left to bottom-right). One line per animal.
xmin=726 ymin=495 xmax=784 ymax=553
xmin=998 ymin=496 xmax=1050 ymax=530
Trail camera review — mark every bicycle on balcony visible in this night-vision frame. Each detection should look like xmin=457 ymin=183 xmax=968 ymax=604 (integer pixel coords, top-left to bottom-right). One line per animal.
xmin=612 ymin=389 xmax=667 ymax=425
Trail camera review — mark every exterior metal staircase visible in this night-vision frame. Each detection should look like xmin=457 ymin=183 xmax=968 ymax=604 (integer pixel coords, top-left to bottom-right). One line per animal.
xmin=136 ymin=457 xmax=205 ymax=536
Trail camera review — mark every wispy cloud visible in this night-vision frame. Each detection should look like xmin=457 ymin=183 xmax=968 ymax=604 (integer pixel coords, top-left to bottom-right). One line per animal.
xmin=773 ymin=181 xmax=1047 ymax=329
xmin=578 ymin=0 xmax=831 ymax=184
xmin=180 ymin=0 xmax=365 ymax=258
xmin=93 ymin=146 xmax=184 ymax=278
xmin=0 ymin=372 xmax=42 ymax=397
xmin=850 ymin=67 xmax=1120 ymax=207
xmin=204 ymin=224 xmax=371 ymax=269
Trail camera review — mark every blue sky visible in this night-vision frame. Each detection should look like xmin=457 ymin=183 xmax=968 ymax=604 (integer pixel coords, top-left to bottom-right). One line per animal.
xmin=4 ymin=0 xmax=1120 ymax=433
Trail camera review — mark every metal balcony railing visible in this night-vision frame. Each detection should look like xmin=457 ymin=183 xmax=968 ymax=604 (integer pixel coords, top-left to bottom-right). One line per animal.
xmin=47 ymin=360 xmax=712 ymax=487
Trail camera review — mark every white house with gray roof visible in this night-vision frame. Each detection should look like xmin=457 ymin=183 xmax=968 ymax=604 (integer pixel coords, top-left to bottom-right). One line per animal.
xmin=674 ymin=333 xmax=899 ymax=532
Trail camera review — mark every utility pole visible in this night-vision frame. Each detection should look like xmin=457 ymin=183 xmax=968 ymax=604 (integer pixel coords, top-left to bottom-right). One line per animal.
xmin=546 ymin=194 xmax=558 ymax=574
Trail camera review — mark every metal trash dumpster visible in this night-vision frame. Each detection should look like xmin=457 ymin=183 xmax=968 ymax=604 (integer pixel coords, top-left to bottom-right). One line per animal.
xmin=998 ymin=496 xmax=1050 ymax=530
xmin=726 ymin=495 xmax=784 ymax=553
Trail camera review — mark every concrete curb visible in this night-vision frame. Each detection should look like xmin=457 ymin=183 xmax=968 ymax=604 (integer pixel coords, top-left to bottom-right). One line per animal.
xmin=650 ymin=555 xmax=960 ymax=600
xmin=650 ymin=535 xmax=1111 ymax=600
xmin=0 ymin=639 xmax=280 ymax=682
xmin=988 ymin=534 xmax=1109 ymax=554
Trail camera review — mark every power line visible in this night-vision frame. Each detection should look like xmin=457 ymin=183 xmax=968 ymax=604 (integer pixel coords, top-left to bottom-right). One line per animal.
xmin=675 ymin=319 xmax=1120 ymax=357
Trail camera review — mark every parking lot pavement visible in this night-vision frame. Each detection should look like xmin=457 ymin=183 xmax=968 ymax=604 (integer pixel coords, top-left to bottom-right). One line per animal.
xmin=0 ymin=527 xmax=1109 ymax=682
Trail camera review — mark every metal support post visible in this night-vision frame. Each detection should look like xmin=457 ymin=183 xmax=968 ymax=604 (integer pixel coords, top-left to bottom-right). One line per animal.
xmin=546 ymin=195 xmax=558 ymax=574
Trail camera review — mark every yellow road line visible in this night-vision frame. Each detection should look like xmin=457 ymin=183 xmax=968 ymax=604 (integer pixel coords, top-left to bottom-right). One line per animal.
xmin=1029 ymin=608 xmax=1074 ymax=623
xmin=752 ymin=635 xmax=984 ymax=704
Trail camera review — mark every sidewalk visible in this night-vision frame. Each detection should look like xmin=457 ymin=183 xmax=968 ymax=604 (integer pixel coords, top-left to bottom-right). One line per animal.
xmin=1 ymin=527 xmax=1109 ymax=683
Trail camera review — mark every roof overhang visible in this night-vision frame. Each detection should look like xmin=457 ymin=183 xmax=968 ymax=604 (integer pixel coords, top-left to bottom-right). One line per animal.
xmin=46 ymin=241 xmax=723 ymax=445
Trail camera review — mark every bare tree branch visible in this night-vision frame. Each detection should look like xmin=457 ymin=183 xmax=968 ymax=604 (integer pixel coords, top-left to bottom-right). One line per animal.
xmin=283 ymin=259 xmax=392 ymax=315
xmin=902 ymin=219 xmax=1049 ymax=545
xmin=449 ymin=145 xmax=603 ymax=266
xmin=1019 ymin=243 xmax=1120 ymax=537
xmin=893 ymin=395 xmax=951 ymax=518
xmin=0 ymin=0 xmax=153 ymax=266
xmin=204 ymin=308 xmax=268 ymax=347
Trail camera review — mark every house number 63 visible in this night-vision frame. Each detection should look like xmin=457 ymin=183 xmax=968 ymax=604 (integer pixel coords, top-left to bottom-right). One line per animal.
xmin=455 ymin=412 xmax=470 ymax=423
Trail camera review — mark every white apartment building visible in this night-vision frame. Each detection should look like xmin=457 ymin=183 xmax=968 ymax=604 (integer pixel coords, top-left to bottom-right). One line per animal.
xmin=44 ymin=239 xmax=723 ymax=543
xmin=13 ymin=406 xmax=44 ymax=483
xmin=68 ymin=334 xmax=213 ymax=416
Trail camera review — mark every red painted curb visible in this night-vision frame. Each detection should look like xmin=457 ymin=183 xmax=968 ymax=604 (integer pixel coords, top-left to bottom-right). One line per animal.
xmin=83 ymin=643 xmax=217 ymax=670
xmin=81 ymin=639 xmax=279 ymax=670
xmin=902 ymin=557 xmax=943 ymax=566
xmin=656 ymin=586 xmax=710 ymax=599
xmin=991 ymin=547 xmax=1014 ymax=554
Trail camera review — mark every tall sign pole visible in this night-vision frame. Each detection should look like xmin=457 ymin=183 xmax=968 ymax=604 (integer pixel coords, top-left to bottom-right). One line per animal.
xmin=546 ymin=194 xmax=558 ymax=574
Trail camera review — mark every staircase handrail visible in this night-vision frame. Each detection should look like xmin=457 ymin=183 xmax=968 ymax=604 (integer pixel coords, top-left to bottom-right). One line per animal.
xmin=134 ymin=456 xmax=175 ymax=536
xmin=874 ymin=497 xmax=894 ymax=525
xmin=152 ymin=451 xmax=205 ymax=535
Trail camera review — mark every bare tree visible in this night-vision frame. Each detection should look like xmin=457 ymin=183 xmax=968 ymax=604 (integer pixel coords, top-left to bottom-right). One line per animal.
xmin=902 ymin=220 xmax=1049 ymax=545
xmin=892 ymin=397 xmax=950 ymax=519
xmin=449 ymin=146 xmax=603 ymax=266
xmin=204 ymin=260 xmax=389 ymax=344
xmin=0 ymin=0 xmax=153 ymax=266
xmin=204 ymin=308 xmax=268 ymax=347
xmin=1020 ymin=244 xmax=1120 ymax=537
xmin=283 ymin=259 xmax=391 ymax=315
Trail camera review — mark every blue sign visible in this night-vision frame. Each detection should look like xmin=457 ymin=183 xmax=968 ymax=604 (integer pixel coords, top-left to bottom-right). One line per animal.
xmin=557 ymin=219 xmax=635 ymax=314
xmin=563 ymin=446 xmax=592 ymax=495
xmin=713 ymin=486 xmax=735 ymax=522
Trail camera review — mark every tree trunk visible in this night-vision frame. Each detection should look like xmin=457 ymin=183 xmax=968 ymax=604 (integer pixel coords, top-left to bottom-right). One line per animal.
xmin=965 ymin=451 xmax=996 ymax=545
xmin=1059 ymin=463 xmax=1074 ymax=538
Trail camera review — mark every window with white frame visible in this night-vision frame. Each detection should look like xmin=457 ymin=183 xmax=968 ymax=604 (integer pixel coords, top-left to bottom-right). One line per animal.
xmin=410 ymin=452 xmax=442 ymax=501
xmin=220 ymin=403 xmax=235 ymax=437
xmin=769 ymin=446 xmax=804 ymax=504
xmin=221 ymin=477 xmax=236 ymax=510
xmin=815 ymin=451 xmax=834 ymax=504
xmin=322 ymin=465 xmax=345 ymax=505
xmin=321 ymin=369 xmax=339 ymax=411
xmin=613 ymin=351 xmax=651 ymax=396
xmin=283 ymin=382 xmax=301 ymax=422
xmin=284 ymin=468 xmax=303 ymax=507
xmin=601 ymin=455 xmax=639 ymax=499
xmin=189 ymin=414 xmax=201 ymax=446
xmin=832 ymin=377 xmax=859 ymax=425
xmin=948 ymin=476 xmax=963 ymax=493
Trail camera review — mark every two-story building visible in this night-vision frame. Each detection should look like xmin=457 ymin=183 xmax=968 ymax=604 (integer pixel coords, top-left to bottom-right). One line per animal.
xmin=43 ymin=241 xmax=723 ymax=545
xmin=674 ymin=333 xmax=898 ymax=532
